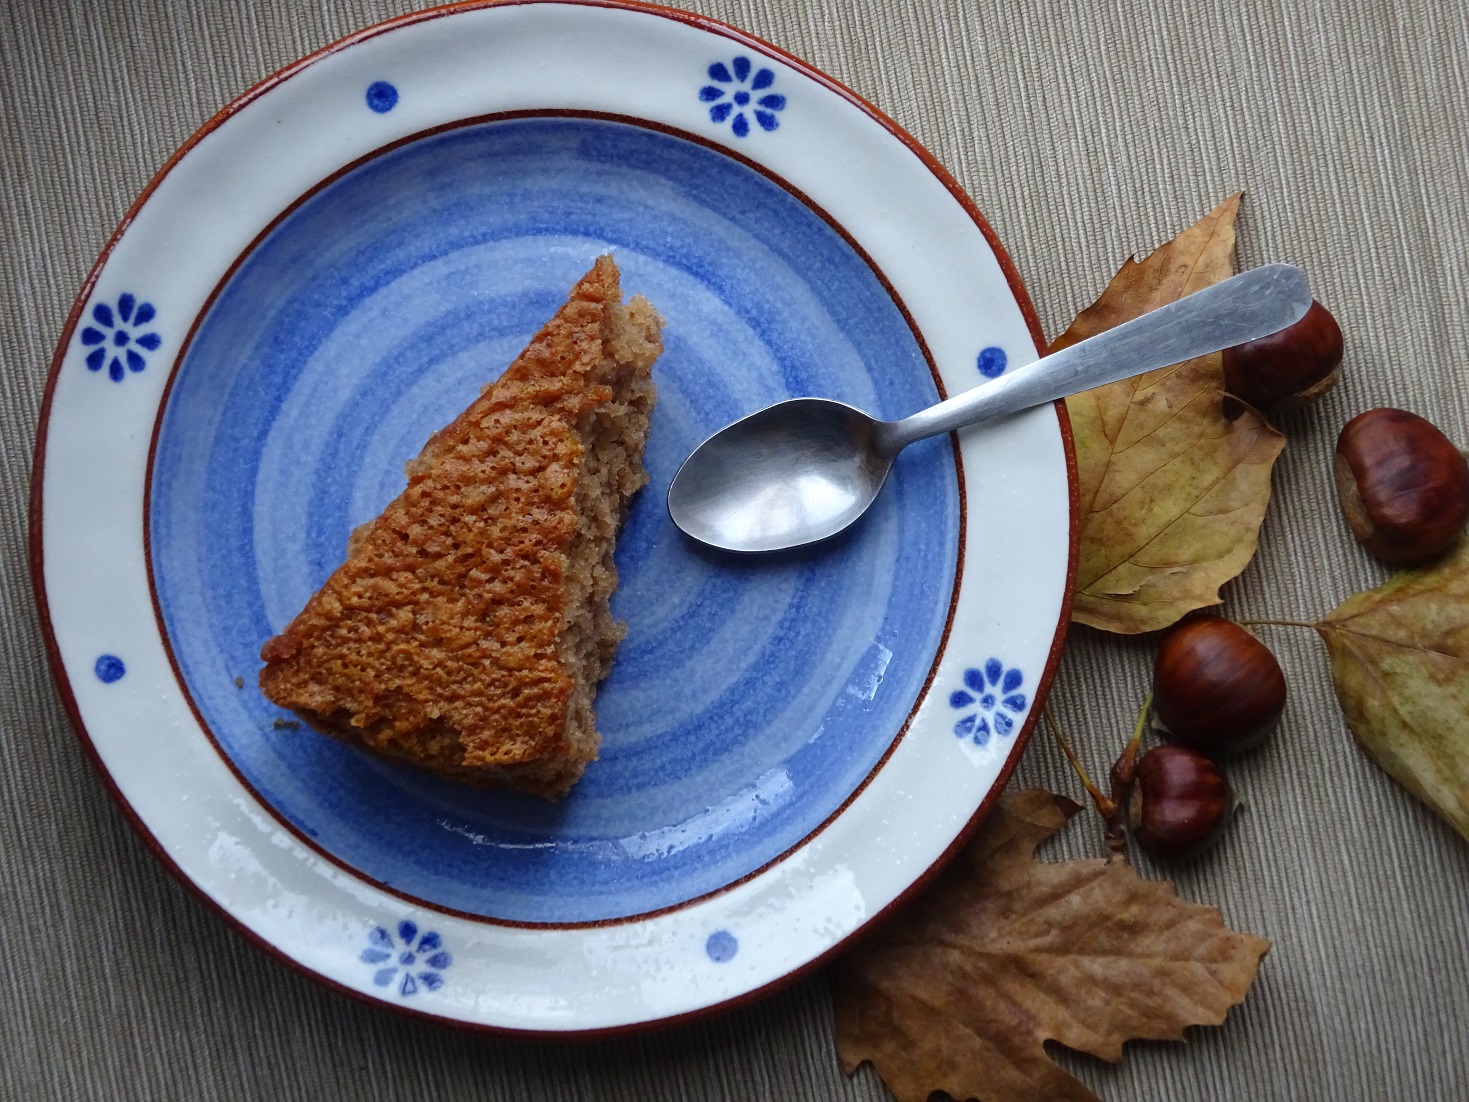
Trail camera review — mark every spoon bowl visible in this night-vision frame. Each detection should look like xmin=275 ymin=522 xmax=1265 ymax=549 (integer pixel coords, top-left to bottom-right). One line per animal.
xmin=668 ymin=264 xmax=1312 ymax=553
xmin=666 ymin=399 xmax=892 ymax=553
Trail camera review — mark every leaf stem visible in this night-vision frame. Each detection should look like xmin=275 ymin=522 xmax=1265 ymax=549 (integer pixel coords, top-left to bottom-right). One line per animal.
xmin=1107 ymin=693 xmax=1152 ymax=855
xmin=1044 ymin=707 xmax=1108 ymax=806
xmin=1126 ymin=692 xmax=1152 ymax=757
xmin=1239 ymin=618 xmax=1320 ymax=630
xmin=1045 ymin=706 xmax=1129 ymax=862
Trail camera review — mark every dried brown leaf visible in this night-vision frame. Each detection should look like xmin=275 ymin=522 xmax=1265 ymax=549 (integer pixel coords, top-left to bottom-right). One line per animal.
xmin=1057 ymin=195 xmax=1286 ymax=633
xmin=834 ymin=790 xmax=1269 ymax=1102
xmin=1317 ymin=544 xmax=1469 ymax=838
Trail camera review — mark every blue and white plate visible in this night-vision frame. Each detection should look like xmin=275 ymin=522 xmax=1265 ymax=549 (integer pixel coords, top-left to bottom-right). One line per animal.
xmin=33 ymin=0 xmax=1075 ymax=1034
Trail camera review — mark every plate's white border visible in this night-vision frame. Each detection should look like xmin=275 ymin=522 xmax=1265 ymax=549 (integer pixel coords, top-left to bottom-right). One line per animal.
xmin=31 ymin=0 xmax=1077 ymax=1035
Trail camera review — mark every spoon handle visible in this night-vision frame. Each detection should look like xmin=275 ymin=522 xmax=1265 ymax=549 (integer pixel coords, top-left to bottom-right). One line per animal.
xmin=875 ymin=263 xmax=1312 ymax=454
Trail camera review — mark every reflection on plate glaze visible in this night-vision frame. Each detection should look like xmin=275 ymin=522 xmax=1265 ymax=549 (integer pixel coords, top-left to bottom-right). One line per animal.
xmin=698 ymin=56 xmax=786 ymax=137
xmin=432 ymin=766 xmax=794 ymax=862
xmin=618 ymin=767 xmax=794 ymax=860
xmin=79 ymin=293 xmax=161 ymax=382
xmin=949 ymin=659 xmax=1028 ymax=746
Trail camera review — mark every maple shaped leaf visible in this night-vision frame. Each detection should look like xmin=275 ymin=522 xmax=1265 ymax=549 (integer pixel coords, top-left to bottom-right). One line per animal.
xmin=834 ymin=790 xmax=1269 ymax=1102
xmin=1318 ymin=543 xmax=1469 ymax=839
xmin=1056 ymin=194 xmax=1286 ymax=634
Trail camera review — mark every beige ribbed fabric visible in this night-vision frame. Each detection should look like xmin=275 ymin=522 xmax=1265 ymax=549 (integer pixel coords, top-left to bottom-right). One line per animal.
xmin=4 ymin=1 xmax=1467 ymax=1098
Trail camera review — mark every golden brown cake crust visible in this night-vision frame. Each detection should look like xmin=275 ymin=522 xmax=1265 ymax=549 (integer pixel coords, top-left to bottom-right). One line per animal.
xmin=258 ymin=256 xmax=661 ymax=797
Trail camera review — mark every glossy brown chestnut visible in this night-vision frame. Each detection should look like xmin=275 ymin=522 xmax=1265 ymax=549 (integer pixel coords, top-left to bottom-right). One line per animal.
xmin=1128 ymin=744 xmax=1236 ymax=861
xmin=1333 ymin=408 xmax=1469 ymax=565
xmin=1152 ymin=618 xmax=1286 ymax=754
xmin=1223 ymin=299 xmax=1343 ymax=413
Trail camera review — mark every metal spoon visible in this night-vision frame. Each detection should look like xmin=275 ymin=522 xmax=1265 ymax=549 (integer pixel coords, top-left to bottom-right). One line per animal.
xmin=667 ymin=262 xmax=1311 ymax=553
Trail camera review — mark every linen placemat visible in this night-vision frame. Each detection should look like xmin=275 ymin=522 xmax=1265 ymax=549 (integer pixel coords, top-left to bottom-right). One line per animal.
xmin=3 ymin=1 xmax=1465 ymax=1098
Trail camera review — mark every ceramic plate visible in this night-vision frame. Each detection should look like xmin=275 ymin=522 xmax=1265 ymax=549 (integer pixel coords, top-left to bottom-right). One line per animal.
xmin=33 ymin=0 xmax=1075 ymax=1033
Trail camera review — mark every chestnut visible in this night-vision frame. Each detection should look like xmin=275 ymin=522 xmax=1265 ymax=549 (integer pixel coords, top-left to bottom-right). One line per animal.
xmin=1223 ymin=299 xmax=1343 ymax=413
xmin=1127 ymin=744 xmax=1236 ymax=861
xmin=1152 ymin=618 xmax=1286 ymax=754
xmin=1334 ymin=408 xmax=1469 ymax=564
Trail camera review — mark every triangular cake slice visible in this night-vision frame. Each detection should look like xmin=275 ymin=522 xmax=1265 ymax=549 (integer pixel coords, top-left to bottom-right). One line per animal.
xmin=259 ymin=256 xmax=662 ymax=797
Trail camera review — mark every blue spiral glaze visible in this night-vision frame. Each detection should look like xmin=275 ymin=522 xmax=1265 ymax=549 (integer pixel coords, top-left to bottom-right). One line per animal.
xmin=150 ymin=117 xmax=960 ymax=922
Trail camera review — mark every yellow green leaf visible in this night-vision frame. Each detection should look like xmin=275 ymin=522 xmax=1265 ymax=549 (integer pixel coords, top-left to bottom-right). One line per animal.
xmin=1317 ymin=544 xmax=1469 ymax=838
xmin=1057 ymin=195 xmax=1286 ymax=633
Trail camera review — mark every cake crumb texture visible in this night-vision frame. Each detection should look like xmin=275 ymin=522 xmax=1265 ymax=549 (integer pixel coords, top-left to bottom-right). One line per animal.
xmin=258 ymin=255 xmax=662 ymax=797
